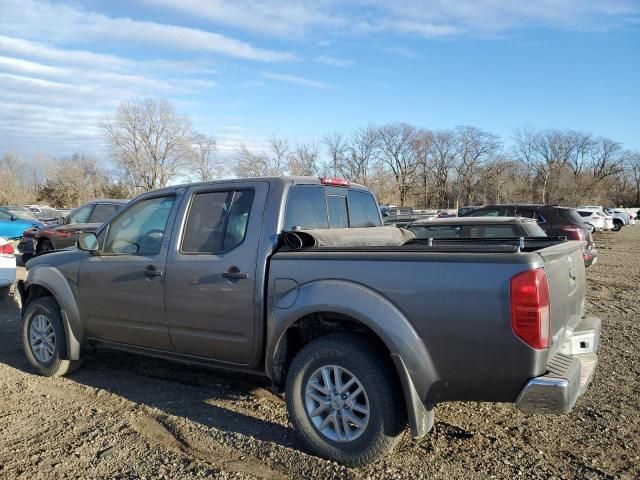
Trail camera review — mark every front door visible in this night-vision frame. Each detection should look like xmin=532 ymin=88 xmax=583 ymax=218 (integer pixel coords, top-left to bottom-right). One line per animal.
xmin=79 ymin=194 xmax=177 ymax=350
xmin=164 ymin=182 xmax=267 ymax=365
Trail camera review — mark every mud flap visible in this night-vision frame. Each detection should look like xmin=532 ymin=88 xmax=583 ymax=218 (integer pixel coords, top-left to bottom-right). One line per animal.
xmin=391 ymin=353 xmax=434 ymax=438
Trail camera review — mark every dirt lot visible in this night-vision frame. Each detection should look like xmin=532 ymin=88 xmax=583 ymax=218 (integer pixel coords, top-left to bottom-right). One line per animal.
xmin=1 ymin=228 xmax=639 ymax=480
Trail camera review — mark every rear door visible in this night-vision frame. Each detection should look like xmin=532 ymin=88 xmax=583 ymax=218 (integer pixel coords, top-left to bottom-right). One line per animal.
xmin=164 ymin=182 xmax=268 ymax=365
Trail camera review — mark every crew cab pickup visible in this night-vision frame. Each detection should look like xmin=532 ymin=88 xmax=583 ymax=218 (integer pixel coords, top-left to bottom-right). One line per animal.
xmin=18 ymin=177 xmax=600 ymax=466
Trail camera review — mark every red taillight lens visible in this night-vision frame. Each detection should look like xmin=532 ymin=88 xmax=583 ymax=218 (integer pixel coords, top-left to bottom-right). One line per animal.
xmin=0 ymin=243 xmax=14 ymax=257
xmin=319 ymin=177 xmax=351 ymax=187
xmin=510 ymin=268 xmax=550 ymax=350
xmin=561 ymin=227 xmax=585 ymax=241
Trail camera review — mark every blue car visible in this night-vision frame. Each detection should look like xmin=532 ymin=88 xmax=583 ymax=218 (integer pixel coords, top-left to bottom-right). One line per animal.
xmin=0 ymin=207 xmax=43 ymax=249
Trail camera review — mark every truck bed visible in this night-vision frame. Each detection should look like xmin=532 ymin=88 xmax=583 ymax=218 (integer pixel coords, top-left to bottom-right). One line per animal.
xmin=269 ymin=239 xmax=586 ymax=405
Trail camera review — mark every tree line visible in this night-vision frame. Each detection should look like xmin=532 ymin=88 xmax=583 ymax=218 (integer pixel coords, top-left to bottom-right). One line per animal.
xmin=2 ymin=98 xmax=639 ymax=209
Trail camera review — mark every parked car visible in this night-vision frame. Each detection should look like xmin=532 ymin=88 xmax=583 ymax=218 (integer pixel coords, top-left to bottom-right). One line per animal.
xmin=602 ymin=207 xmax=630 ymax=231
xmin=0 ymin=237 xmax=16 ymax=299
xmin=0 ymin=207 xmax=44 ymax=254
xmin=408 ymin=216 xmax=547 ymax=239
xmin=18 ymin=177 xmax=600 ymax=466
xmin=577 ymin=206 xmax=615 ymax=231
xmin=461 ymin=204 xmax=598 ymax=267
xmin=457 ymin=205 xmax=482 ymax=216
xmin=2 ymin=205 xmax=39 ymax=221
xmin=27 ymin=206 xmax=63 ymax=221
xmin=381 ymin=206 xmax=416 ymax=226
xmin=20 ymin=199 xmax=128 ymax=262
xmin=576 ymin=209 xmax=605 ymax=232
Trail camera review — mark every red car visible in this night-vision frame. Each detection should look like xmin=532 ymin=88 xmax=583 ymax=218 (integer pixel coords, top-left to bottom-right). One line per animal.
xmin=20 ymin=199 xmax=128 ymax=262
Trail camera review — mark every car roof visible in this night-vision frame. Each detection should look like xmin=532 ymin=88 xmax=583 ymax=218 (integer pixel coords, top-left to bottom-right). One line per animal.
xmin=151 ymin=176 xmax=370 ymax=193
xmin=410 ymin=216 xmax=537 ymax=226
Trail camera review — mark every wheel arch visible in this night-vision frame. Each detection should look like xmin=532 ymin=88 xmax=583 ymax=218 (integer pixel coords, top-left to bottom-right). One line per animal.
xmin=23 ymin=265 xmax=82 ymax=360
xmin=266 ymin=279 xmax=438 ymax=437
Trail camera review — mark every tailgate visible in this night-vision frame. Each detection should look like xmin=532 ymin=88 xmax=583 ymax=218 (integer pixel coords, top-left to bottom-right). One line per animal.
xmin=537 ymin=241 xmax=586 ymax=357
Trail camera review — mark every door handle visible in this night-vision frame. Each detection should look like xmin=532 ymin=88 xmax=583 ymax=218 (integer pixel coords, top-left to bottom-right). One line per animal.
xmin=144 ymin=266 xmax=163 ymax=278
xmin=222 ymin=268 xmax=248 ymax=280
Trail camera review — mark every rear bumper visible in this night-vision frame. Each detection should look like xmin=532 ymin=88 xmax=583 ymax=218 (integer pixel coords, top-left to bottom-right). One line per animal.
xmin=516 ymin=316 xmax=600 ymax=414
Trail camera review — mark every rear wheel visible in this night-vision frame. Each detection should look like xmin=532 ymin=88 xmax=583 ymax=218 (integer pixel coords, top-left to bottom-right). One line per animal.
xmin=286 ymin=334 xmax=406 ymax=466
xmin=22 ymin=296 xmax=82 ymax=377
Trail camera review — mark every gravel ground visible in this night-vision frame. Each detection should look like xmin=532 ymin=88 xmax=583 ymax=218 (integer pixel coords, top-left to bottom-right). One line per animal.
xmin=0 ymin=227 xmax=639 ymax=479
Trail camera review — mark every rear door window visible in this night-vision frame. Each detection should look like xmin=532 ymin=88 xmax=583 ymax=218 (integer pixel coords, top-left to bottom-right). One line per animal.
xmin=181 ymin=190 xmax=254 ymax=254
xmin=68 ymin=204 xmax=94 ymax=224
xmin=89 ymin=204 xmax=120 ymax=223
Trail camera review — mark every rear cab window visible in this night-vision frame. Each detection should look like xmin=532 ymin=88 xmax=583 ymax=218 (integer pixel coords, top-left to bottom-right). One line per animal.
xmin=283 ymin=184 xmax=381 ymax=231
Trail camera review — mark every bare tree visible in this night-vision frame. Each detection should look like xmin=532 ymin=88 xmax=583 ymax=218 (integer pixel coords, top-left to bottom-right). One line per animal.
xmin=624 ymin=150 xmax=640 ymax=206
xmin=454 ymin=126 xmax=501 ymax=207
xmin=101 ymin=98 xmax=192 ymax=191
xmin=338 ymin=125 xmax=378 ymax=185
xmin=323 ymin=131 xmax=348 ymax=177
xmin=233 ymin=137 xmax=289 ymax=177
xmin=289 ymin=142 xmax=321 ymax=176
xmin=0 ymin=153 xmax=34 ymax=204
xmin=376 ymin=123 xmax=418 ymax=205
xmin=427 ymin=129 xmax=459 ymax=208
xmin=190 ymin=132 xmax=220 ymax=181
xmin=411 ymin=129 xmax=433 ymax=208
xmin=589 ymin=137 xmax=625 ymax=181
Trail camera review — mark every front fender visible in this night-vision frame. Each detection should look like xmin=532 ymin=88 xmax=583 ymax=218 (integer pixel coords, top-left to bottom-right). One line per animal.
xmin=24 ymin=264 xmax=82 ymax=359
xmin=266 ymin=279 xmax=439 ymax=405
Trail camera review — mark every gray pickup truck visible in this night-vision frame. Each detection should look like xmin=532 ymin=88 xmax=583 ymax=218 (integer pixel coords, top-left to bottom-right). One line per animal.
xmin=18 ymin=177 xmax=600 ymax=466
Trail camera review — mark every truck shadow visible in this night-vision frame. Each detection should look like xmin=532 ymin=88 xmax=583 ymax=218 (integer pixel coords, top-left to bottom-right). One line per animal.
xmin=0 ymin=294 xmax=297 ymax=452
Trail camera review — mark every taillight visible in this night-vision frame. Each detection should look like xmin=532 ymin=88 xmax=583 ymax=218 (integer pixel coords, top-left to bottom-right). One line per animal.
xmin=510 ymin=268 xmax=550 ymax=350
xmin=0 ymin=243 xmax=14 ymax=257
xmin=319 ymin=177 xmax=351 ymax=187
xmin=561 ymin=227 xmax=585 ymax=241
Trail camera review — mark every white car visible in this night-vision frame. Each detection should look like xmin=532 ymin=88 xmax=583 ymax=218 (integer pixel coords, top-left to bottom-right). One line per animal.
xmin=577 ymin=209 xmax=605 ymax=232
xmin=0 ymin=237 xmax=16 ymax=300
xmin=577 ymin=206 xmax=614 ymax=230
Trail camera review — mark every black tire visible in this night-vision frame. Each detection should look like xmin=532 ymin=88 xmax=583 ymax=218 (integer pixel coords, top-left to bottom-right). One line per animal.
xmin=36 ymin=239 xmax=53 ymax=255
xmin=22 ymin=296 xmax=83 ymax=377
xmin=286 ymin=334 xmax=406 ymax=466
xmin=0 ymin=286 xmax=9 ymax=301
xmin=612 ymin=220 xmax=622 ymax=232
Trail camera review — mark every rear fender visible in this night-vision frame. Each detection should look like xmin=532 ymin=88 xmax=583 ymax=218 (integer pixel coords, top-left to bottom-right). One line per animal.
xmin=267 ymin=279 xmax=439 ymax=437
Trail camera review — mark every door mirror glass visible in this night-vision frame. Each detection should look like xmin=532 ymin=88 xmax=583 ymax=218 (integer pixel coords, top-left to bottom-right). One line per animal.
xmin=77 ymin=232 xmax=99 ymax=252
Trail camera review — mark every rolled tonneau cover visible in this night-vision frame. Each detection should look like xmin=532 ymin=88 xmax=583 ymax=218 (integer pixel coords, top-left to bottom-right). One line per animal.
xmin=283 ymin=227 xmax=416 ymax=249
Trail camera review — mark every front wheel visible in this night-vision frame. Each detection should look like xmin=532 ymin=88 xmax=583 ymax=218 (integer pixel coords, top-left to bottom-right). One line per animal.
xmin=36 ymin=239 xmax=53 ymax=255
xmin=286 ymin=334 xmax=406 ymax=466
xmin=612 ymin=221 xmax=622 ymax=232
xmin=22 ymin=296 xmax=83 ymax=377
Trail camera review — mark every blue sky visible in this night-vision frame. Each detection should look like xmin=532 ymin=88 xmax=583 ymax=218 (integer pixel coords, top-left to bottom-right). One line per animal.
xmin=0 ymin=0 xmax=639 ymax=161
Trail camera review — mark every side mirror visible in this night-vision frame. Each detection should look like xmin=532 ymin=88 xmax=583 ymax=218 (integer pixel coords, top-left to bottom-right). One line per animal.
xmin=57 ymin=216 xmax=66 ymax=225
xmin=77 ymin=231 xmax=99 ymax=253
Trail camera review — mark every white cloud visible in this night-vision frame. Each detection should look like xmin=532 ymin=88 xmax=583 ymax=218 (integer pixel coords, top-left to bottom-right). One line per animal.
xmin=137 ymin=0 xmax=638 ymax=39
xmin=0 ymin=0 xmax=296 ymax=62
xmin=315 ymin=55 xmax=353 ymax=67
xmin=138 ymin=0 xmax=343 ymax=38
xmin=261 ymin=71 xmax=331 ymax=89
